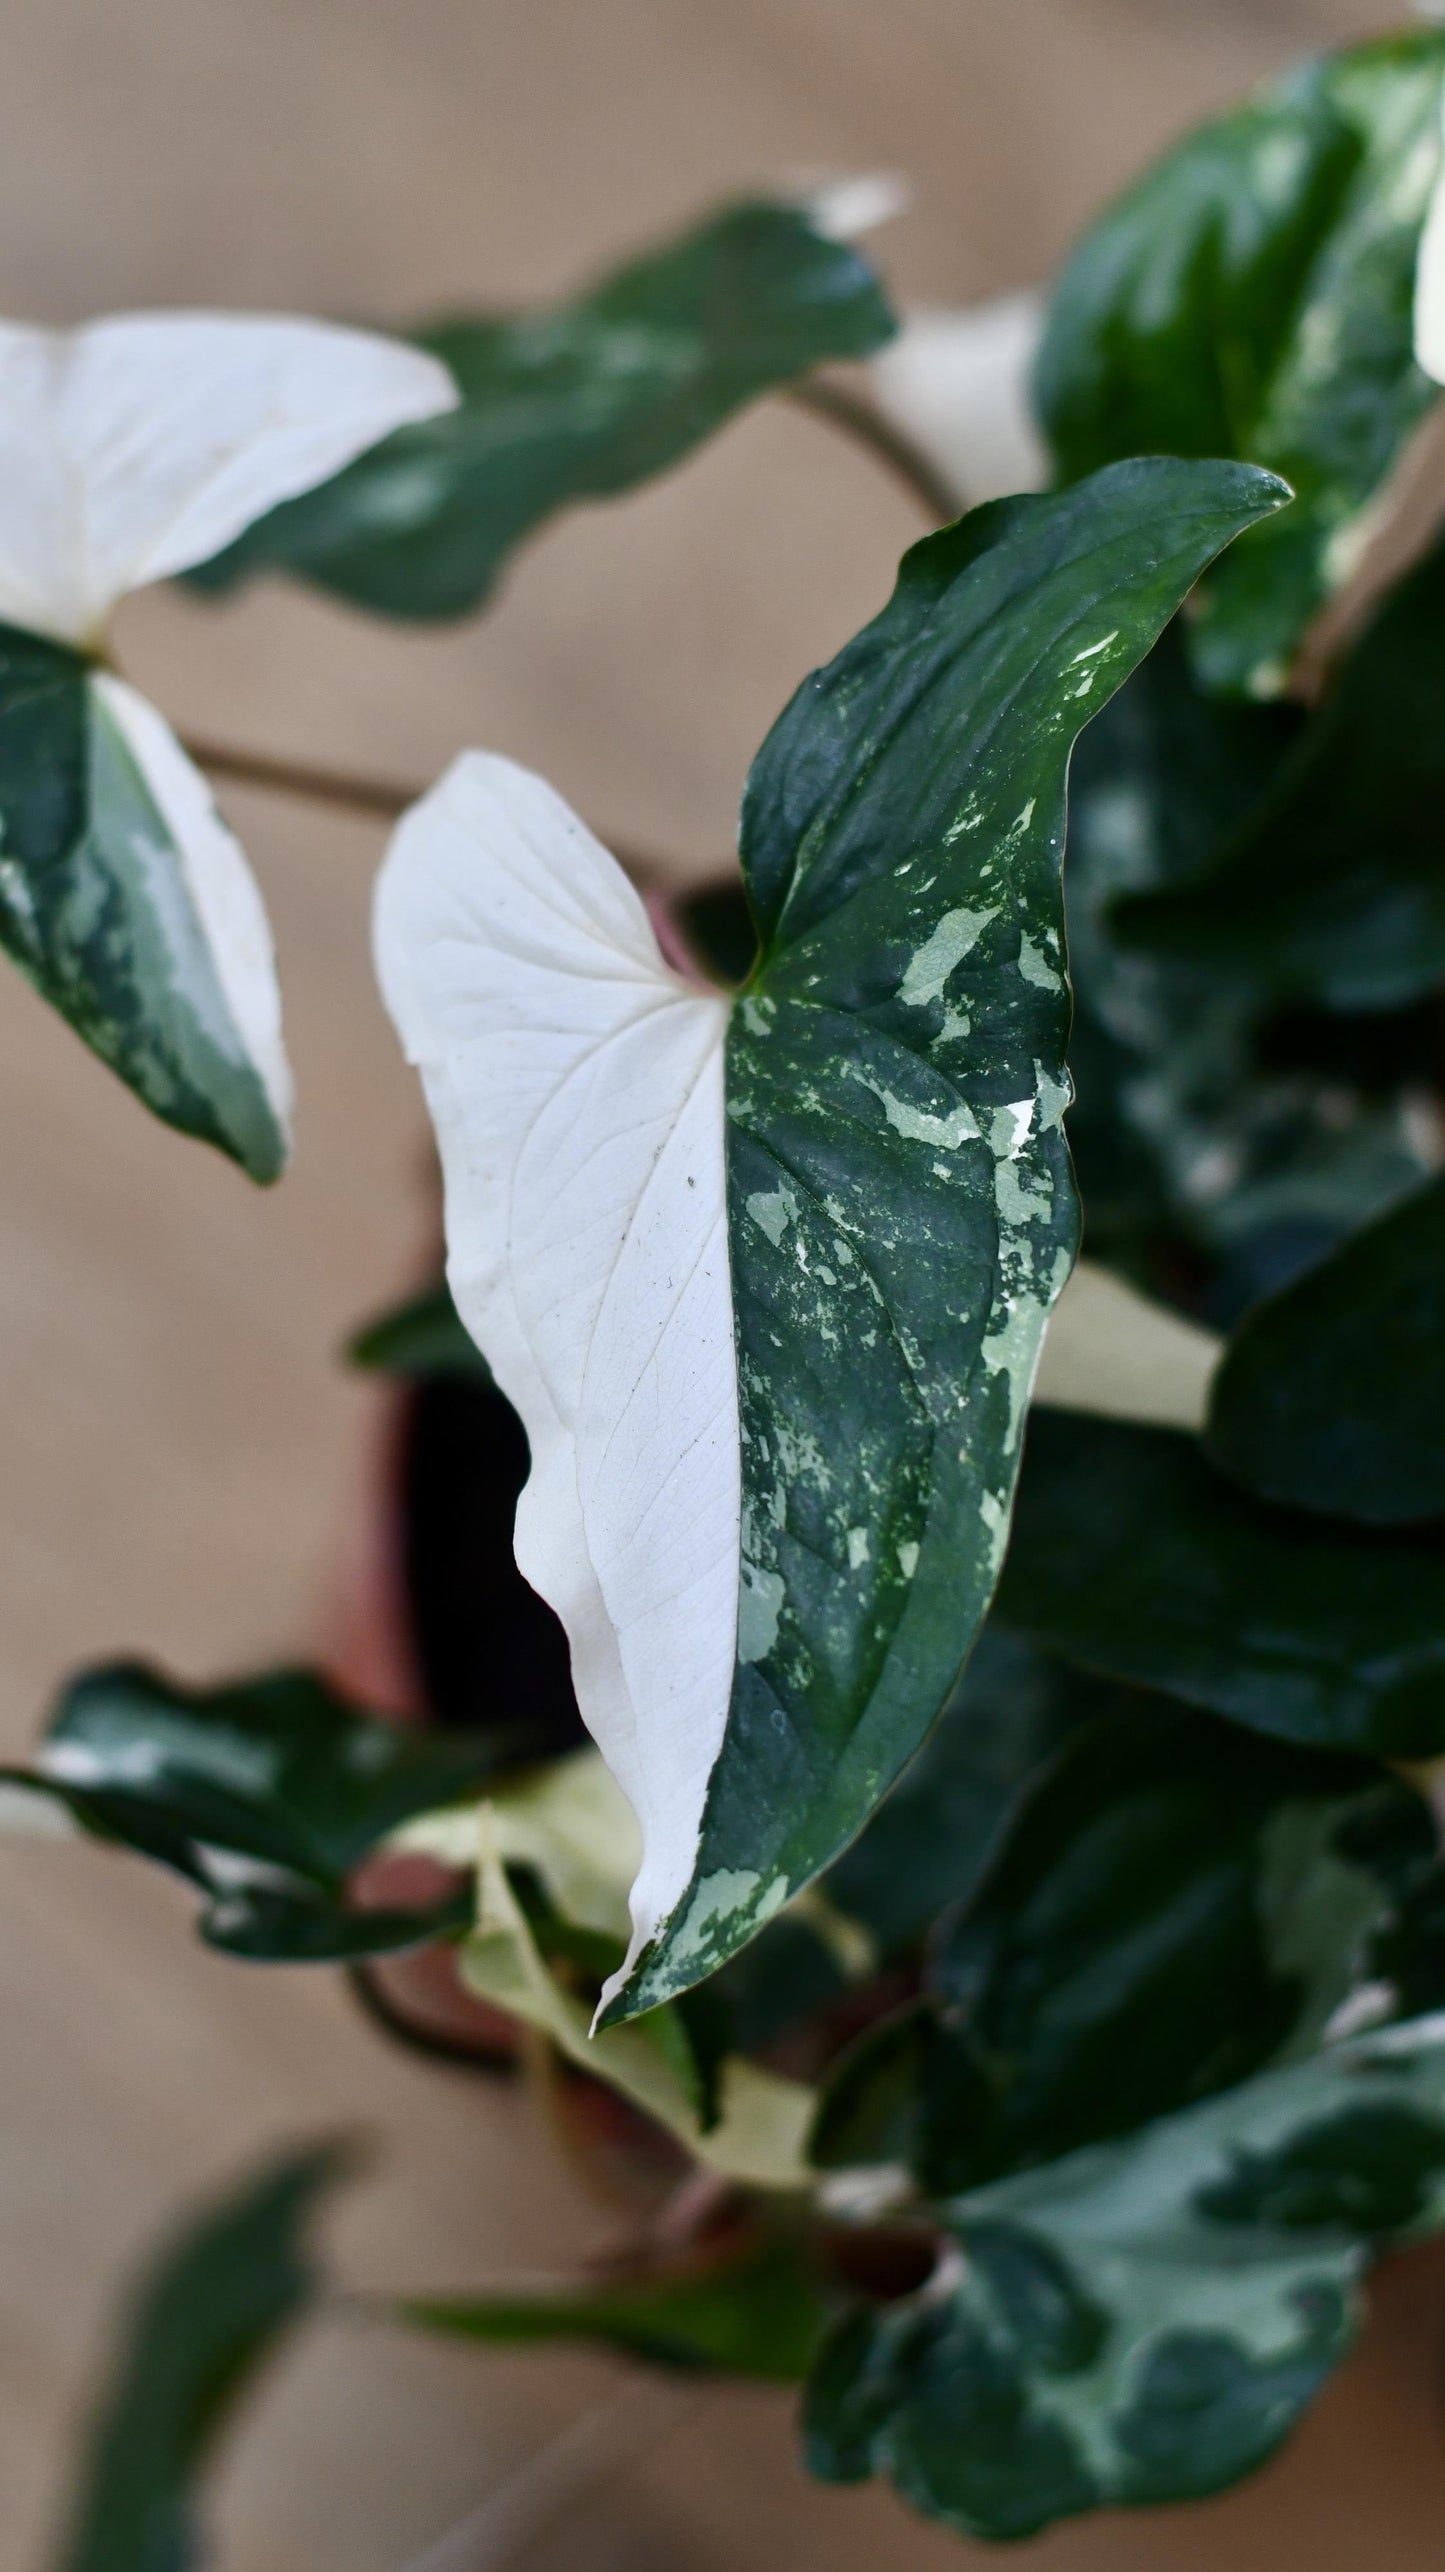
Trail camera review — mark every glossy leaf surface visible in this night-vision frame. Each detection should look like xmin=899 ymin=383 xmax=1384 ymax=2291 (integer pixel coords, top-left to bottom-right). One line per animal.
xmin=813 ymin=1703 xmax=1426 ymax=2189
xmin=996 ymin=1412 xmax=1445 ymax=1755
xmin=55 ymin=2145 xmax=343 ymax=2572
xmin=1037 ymin=28 xmax=1445 ymax=696
xmin=619 ymin=459 xmax=1289 ymax=2018
xmin=189 ymin=197 xmax=896 ymax=619
xmin=805 ymin=2014 xmax=1445 ymax=2539
xmin=1207 ymin=1175 xmax=1445 ymax=1523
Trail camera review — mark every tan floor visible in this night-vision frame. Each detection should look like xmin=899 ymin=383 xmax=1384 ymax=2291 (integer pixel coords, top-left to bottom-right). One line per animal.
xmin=0 ymin=2 xmax=1431 ymax=2565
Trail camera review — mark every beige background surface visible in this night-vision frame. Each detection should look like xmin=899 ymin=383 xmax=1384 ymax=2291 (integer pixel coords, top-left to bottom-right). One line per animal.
xmin=0 ymin=3 xmax=1436 ymax=2566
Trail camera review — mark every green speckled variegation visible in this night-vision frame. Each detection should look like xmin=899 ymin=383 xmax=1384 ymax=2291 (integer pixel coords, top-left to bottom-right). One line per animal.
xmin=607 ymin=457 xmax=1290 ymax=2018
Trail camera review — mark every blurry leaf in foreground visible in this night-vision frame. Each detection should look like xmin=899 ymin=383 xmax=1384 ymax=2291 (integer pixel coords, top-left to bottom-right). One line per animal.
xmin=347 ymin=1278 xmax=492 ymax=1381
xmin=187 ymin=190 xmax=899 ymax=620
xmin=2 ymin=1661 xmax=488 ymax=1961
xmin=402 ymin=2226 xmax=832 ymax=2382
xmin=54 ymin=2143 xmax=346 ymax=2572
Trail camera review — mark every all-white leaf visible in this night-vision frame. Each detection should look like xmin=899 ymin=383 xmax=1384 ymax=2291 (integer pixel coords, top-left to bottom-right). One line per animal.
xmin=869 ymin=294 xmax=1048 ymax=508
xmin=374 ymin=754 xmax=740 ymax=2010
xmin=0 ymin=312 xmax=457 ymax=645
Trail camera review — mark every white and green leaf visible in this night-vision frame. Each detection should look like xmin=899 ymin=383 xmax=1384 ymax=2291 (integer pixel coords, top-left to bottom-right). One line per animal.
xmin=805 ymin=2011 xmax=1445 ymax=2538
xmin=1037 ymin=27 xmax=1445 ymax=697
xmin=0 ymin=310 xmax=455 ymax=1169
xmin=376 ymin=457 xmax=1288 ymax=2025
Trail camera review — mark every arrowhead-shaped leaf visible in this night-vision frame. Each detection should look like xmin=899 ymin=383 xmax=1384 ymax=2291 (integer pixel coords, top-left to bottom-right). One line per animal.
xmin=188 ymin=195 xmax=898 ymax=620
xmin=376 ymin=456 xmax=1289 ymax=2026
xmin=804 ymin=2012 xmax=1445 ymax=2539
xmin=1036 ymin=27 xmax=1445 ymax=697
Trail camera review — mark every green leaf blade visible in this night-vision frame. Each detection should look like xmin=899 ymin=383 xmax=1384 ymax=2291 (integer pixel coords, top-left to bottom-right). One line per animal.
xmin=403 ymin=2230 xmax=832 ymax=2383
xmin=609 ymin=458 xmax=1290 ymax=2020
xmin=187 ymin=198 xmax=897 ymax=621
xmin=54 ymin=2145 xmax=344 ymax=2572
xmin=996 ymin=1411 xmax=1445 ymax=1756
xmin=1207 ymin=1175 xmax=1445 ymax=1524
xmin=805 ymin=2014 xmax=1445 ymax=2540
xmin=1037 ymin=29 xmax=1445 ymax=697
xmin=0 ymin=630 xmax=289 ymax=1181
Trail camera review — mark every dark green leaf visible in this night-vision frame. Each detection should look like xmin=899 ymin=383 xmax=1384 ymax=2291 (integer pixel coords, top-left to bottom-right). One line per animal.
xmin=613 ymin=458 xmax=1290 ymax=2020
xmin=1037 ymin=28 xmax=1445 ymax=696
xmin=815 ymin=1703 xmax=1427 ymax=2191
xmin=1114 ymin=529 xmax=1445 ymax=1010
xmin=42 ymin=1663 xmax=486 ymax=1879
xmin=403 ymin=2227 xmax=831 ymax=2382
xmin=996 ymin=1411 xmax=1445 ymax=1755
xmin=187 ymin=198 xmax=896 ymax=620
xmin=804 ymin=2014 xmax=1445 ymax=2539
xmin=347 ymin=1279 xmax=491 ymax=1380
xmin=13 ymin=1662 xmax=488 ymax=1961
xmin=824 ymin=1627 xmax=1093 ymax=1958
xmin=0 ymin=629 xmax=286 ymax=1179
xmin=199 ymin=1879 xmax=475 ymax=1964
xmin=1208 ymin=1174 xmax=1445 ymax=1523
xmin=54 ymin=2144 xmax=344 ymax=2572
xmin=1061 ymin=623 xmax=1432 ymax=1314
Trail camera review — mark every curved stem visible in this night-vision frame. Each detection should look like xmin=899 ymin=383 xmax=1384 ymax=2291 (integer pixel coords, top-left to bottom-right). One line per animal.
xmin=187 ymin=729 xmax=669 ymax=885
xmin=786 ymin=377 xmax=956 ymax=526
xmin=183 ymin=377 xmax=949 ymax=845
xmin=184 ymin=731 xmax=418 ymax=824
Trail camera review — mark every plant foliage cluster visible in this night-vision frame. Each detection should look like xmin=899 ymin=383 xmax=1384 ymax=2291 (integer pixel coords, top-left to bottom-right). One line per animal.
xmin=13 ymin=25 xmax=1445 ymax=2565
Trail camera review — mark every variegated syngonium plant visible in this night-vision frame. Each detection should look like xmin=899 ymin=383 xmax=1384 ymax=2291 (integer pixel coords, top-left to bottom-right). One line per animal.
xmin=0 ymin=312 xmax=456 ymax=1176
xmin=374 ymin=453 xmax=1289 ymax=2025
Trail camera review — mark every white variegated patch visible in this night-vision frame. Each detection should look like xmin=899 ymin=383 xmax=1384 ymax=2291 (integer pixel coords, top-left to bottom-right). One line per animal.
xmin=1415 ymin=94 xmax=1445 ymax=385
xmin=869 ymin=294 xmax=1049 ymax=508
xmin=0 ymin=311 xmax=457 ymax=646
xmin=374 ymin=754 xmax=741 ymax=2012
xmin=93 ymin=674 xmax=294 ymax=1144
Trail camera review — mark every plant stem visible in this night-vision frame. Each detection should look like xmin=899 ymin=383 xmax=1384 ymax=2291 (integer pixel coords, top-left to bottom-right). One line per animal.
xmin=786 ymin=377 xmax=956 ymax=526
xmin=183 ymin=375 xmax=949 ymax=843
xmin=184 ymin=731 xmax=418 ymax=823
xmin=187 ymin=729 xmax=668 ymax=883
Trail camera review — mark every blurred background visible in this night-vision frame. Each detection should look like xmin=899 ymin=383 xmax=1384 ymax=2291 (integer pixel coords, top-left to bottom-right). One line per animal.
xmin=0 ymin=3 xmax=1421 ymax=2566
